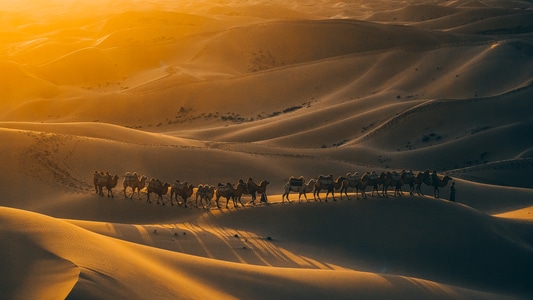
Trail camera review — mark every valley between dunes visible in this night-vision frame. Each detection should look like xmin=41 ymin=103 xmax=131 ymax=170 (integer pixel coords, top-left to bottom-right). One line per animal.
xmin=1 ymin=0 xmax=533 ymax=299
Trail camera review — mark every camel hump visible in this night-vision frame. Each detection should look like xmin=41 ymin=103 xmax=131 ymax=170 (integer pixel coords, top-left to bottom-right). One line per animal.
xmin=125 ymin=172 xmax=138 ymax=182
xmin=289 ymin=177 xmax=304 ymax=186
xmin=217 ymin=185 xmax=232 ymax=192
xmin=390 ymin=172 xmax=401 ymax=181
xmin=318 ymin=175 xmax=334 ymax=185
xmin=173 ymin=181 xmax=185 ymax=189
xmin=347 ymin=172 xmax=359 ymax=182
xmin=149 ymin=179 xmax=163 ymax=189
xmin=404 ymin=172 xmax=415 ymax=179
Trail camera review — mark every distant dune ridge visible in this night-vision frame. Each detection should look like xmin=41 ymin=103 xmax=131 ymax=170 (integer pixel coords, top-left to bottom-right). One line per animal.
xmin=1 ymin=0 xmax=533 ymax=299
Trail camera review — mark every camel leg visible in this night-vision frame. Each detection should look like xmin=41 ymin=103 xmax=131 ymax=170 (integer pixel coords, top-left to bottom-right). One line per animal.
xmin=358 ymin=187 xmax=363 ymax=198
xmin=342 ymin=188 xmax=349 ymax=200
xmin=285 ymin=193 xmax=292 ymax=204
xmin=250 ymin=192 xmax=257 ymax=205
xmin=282 ymin=192 xmax=289 ymax=203
xmin=383 ymin=186 xmax=388 ymax=198
xmin=372 ymin=185 xmax=380 ymax=197
xmin=395 ymin=185 xmax=402 ymax=197
xmin=315 ymin=190 xmax=321 ymax=202
xmin=415 ymin=184 xmax=421 ymax=196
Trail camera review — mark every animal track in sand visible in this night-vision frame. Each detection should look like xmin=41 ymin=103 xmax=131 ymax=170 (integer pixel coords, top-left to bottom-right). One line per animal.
xmin=17 ymin=131 xmax=93 ymax=193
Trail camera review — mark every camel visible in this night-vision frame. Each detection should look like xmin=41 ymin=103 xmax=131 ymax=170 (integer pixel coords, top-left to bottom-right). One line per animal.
xmin=340 ymin=172 xmax=371 ymax=200
xmin=282 ymin=177 xmax=316 ymax=203
xmin=313 ymin=175 xmax=345 ymax=202
xmin=366 ymin=171 xmax=381 ymax=197
xmin=147 ymin=179 xmax=170 ymax=204
xmin=414 ymin=170 xmax=431 ymax=196
xmin=246 ymin=178 xmax=270 ymax=205
xmin=196 ymin=184 xmax=215 ymax=209
xmin=93 ymin=171 xmax=103 ymax=194
xmin=215 ymin=181 xmax=247 ymax=209
xmin=94 ymin=171 xmax=119 ymax=198
xmin=399 ymin=170 xmax=416 ymax=196
xmin=170 ymin=180 xmax=195 ymax=207
xmin=123 ymin=172 xmax=147 ymax=199
xmin=381 ymin=171 xmax=402 ymax=197
xmin=430 ymin=174 xmax=453 ymax=198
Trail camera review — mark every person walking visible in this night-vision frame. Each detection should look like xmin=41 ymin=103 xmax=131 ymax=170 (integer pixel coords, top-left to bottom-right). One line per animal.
xmin=449 ymin=182 xmax=456 ymax=202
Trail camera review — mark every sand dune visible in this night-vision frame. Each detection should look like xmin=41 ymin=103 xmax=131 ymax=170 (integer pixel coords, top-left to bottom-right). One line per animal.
xmin=1 ymin=0 xmax=533 ymax=299
xmin=1 ymin=202 xmax=528 ymax=299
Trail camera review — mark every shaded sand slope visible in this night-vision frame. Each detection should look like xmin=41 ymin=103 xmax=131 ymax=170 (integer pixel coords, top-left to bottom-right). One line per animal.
xmin=209 ymin=197 xmax=533 ymax=297
xmin=0 ymin=205 xmax=520 ymax=299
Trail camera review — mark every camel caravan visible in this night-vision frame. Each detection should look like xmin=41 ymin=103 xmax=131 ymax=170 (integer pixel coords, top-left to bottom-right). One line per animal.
xmin=93 ymin=171 xmax=271 ymax=209
xmin=93 ymin=169 xmax=453 ymax=209
xmin=282 ymin=170 xmax=452 ymax=203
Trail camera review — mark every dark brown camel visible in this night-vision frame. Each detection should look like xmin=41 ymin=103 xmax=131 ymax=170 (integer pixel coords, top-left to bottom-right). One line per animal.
xmin=215 ymin=181 xmax=247 ymax=209
xmin=313 ymin=175 xmax=345 ymax=202
xmin=414 ymin=170 xmax=431 ymax=196
xmin=381 ymin=171 xmax=402 ymax=197
xmin=340 ymin=172 xmax=371 ymax=200
xmin=170 ymin=181 xmax=195 ymax=207
xmin=246 ymin=178 xmax=270 ymax=205
xmin=147 ymin=179 xmax=170 ymax=204
xmin=123 ymin=172 xmax=147 ymax=199
xmin=94 ymin=171 xmax=120 ymax=198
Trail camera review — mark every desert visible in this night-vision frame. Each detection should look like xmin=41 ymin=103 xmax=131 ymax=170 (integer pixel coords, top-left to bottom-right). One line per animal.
xmin=1 ymin=0 xmax=533 ymax=299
